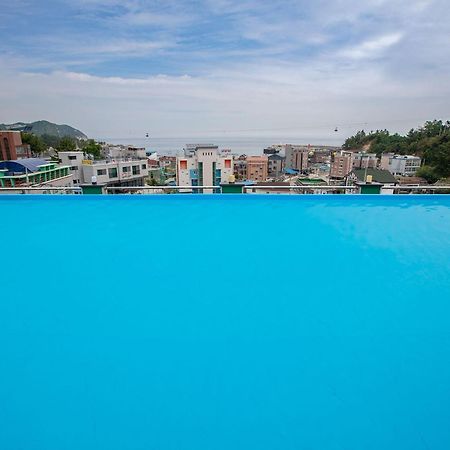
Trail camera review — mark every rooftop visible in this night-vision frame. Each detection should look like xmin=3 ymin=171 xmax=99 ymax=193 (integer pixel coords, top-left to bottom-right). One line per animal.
xmin=352 ymin=168 xmax=397 ymax=184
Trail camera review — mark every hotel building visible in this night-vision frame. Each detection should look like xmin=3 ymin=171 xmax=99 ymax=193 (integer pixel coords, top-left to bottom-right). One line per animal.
xmin=176 ymin=145 xmax=234 ymax=193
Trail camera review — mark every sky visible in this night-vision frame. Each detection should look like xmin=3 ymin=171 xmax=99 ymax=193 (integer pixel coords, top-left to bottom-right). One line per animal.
xmin=0 ymin=0 xmax=449 ymax=142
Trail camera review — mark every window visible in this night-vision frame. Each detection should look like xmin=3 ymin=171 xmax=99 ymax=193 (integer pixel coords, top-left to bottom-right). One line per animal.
xmin=70 ymin=166 xmax=78 ymax=171
xmin=108 ymin=167 xmax=118 ymax=178
xmin=68 ymin=155 xmax=77 ymax=160
xmin=141 ymin=164 xmax=147 ymax=169
xmin=180 ymin=160 xmax=188 ymax=170
xmin=122 ymin=166 xmax=130 ymax=173
xmin=97 ymin=169 xmax=107 ymax=176
xmin=132 ymin=165 xmax=140 ymax=175
xmin=3 ymin=138 xmax=11 ymax=160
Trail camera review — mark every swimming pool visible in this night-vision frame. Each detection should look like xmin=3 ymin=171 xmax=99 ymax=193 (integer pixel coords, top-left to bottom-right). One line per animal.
xmin=1 ymin=195 xmax=449 ymax=450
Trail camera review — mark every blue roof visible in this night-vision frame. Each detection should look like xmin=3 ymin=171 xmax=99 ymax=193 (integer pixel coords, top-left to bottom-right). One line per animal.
xmin=284 ymin=168 xmax=299 ymax=175
xmin=0 ymin=158 xmax=48 ymax=174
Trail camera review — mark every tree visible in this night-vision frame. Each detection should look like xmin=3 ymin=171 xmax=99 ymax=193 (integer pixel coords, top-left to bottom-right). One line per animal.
xmin=343 ymin=119 xmax=450 ymax=179
xmin=20 ymin=132 xmax=46 ymax=156
xmin=81 ymin=139 xmax=102 ymax=159
xmin=41 ymin=133 xmax=61 ymax=149
xmin=416 ymin=166 xmax=439 ymax=184
xmin=57 ymin=136 xmax=76 ymax=152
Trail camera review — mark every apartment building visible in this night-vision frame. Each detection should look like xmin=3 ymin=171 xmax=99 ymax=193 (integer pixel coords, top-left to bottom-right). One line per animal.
xmin=234 ymin=155 xmax=247 ymax=180
xmin=352 ymin=152 xmax=378 ymax=169
xmin=330 ymin=151 xmax=353 ymax=179
xmin=246 ymin=156 xmax=268 ymax=182
xmin=267 ymin=154 xmax=285 ymax=178
xmin=284 ymin=145 xmax=309 ymax=172
xmin=59 ymin=151 xmax=84 ymax=184
xmin=59 ymin=151 xmax=149 ymax=186
xmin=380 ymin=153 xmax=421 ymax=176
xmin=176 ymin=145 xmax=234 ymax=193
xmin=0 ymin=131 xmax=31 ymax=160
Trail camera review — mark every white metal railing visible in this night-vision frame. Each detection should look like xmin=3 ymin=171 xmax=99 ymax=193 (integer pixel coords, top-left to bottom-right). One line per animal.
xmin=242 ymin=185 xmax=357 ymax=193
xmin=389 ymin=185 xmax=450 ymax=191
xmin=0 ymin=186 xmax=83 ymax=194
xmin=105 ymin=185 xmax=222 ymax=194
xmin=1 ymin=184 xmax=449 ymax=195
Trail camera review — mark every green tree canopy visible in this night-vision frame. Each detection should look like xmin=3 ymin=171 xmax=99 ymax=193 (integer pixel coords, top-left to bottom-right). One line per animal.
xmin=20 ymin=132 xmax=46 ymax=156
xmin=343 ymin=119 xmax=450 ymax=180
xmin=56 ymin=136 xmax=77 ymax=152
xmin=81 ymin=139 xmax=102 ymax=159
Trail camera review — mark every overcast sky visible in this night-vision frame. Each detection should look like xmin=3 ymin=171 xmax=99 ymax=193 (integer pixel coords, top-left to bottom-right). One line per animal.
xmin=0 ymin=0 xmax=449 ymax=141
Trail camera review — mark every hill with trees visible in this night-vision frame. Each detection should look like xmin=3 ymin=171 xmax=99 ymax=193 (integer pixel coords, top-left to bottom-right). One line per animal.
xmin=343 ymin=120 xmax=450 ymax=182
xmin=0 ymin=120 xmax=87 ymax=139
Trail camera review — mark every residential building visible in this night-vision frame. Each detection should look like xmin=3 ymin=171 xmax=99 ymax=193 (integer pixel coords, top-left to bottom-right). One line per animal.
xmin=380 ymin=153 xmax=421 ymax=176
xmin=310 ymin=148 xmax=331 ymax=164
xmin=59 ymin=151 xmax=149 ymax=187
xmin=267 ymin=154 xmax=285 ymax=178
xmin=0 ymin=131 xmax=31 ymax=160
xmin=352 ymin=152 xmax=378 ymax=169
xmin=348 ymin=168 xmax=397 ymax=194
xmin=234 ymin=155 xmax=247 ymax=180
xmin=59 ymin=151 xmax=84 ymax=185
xmin=0 ymin=158 xmax=72 ymax=188
xmin=82 ymin=159 xmax=149 ymax=187
xmin=330 ymin=151 xmax=353 ymax=179
xmin=105 ymin=145 xmax=147 ymax=160
xmin=176 ymin=145 xmax=234 ymax=193
xmin=246 ymin=156 xmax=268 ymax=182
xmin=159 ymin=156 xmax=176 ymax=171
xmin=284 ymin=145 xmax=309 ymax=172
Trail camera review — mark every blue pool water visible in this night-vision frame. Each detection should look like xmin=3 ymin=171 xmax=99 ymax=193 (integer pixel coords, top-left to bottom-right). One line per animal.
xmin=1 ymin=195 xmax=450 ymax=450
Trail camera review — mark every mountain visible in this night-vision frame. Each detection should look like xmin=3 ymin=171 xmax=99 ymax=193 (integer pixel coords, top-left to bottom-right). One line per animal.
xmin=0 ymin=120 xmax=87 ymax=139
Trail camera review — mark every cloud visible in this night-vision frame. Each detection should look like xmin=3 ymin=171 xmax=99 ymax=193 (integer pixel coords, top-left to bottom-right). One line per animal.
xmin=0 ymin=0 xmax=449 ymax=141
xmin=338 ymin=33 xmax=404 ymax=60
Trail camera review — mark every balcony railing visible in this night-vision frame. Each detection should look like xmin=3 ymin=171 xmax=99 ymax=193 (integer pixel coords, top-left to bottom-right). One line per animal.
xmin=1 ymin=185 xmax=450 ymax=195
xmin=0 ymin=186 xmax=83 ymax=194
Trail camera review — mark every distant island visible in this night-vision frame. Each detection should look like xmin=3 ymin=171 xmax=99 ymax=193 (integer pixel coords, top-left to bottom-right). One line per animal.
xmin=0 ymin=120 xmax=87 ymax=140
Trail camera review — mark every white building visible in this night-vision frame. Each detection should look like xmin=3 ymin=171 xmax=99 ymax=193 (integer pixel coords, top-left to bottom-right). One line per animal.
xmin=380 ymin=153 xmax=421 ymax=176
xmin=104 ymin=145 xmax=147 ymax=160
xmin=176 ymin=145 xmax=234 ymax=193
xmin=59 ymin=151 xmax=149 ymax=186
xmin=59 ymin=151 xmax=84 ymax=185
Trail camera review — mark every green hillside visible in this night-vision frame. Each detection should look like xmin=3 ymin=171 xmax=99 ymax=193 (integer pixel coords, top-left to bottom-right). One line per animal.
xmin=0 ymin=120 xmax=87 ymax=139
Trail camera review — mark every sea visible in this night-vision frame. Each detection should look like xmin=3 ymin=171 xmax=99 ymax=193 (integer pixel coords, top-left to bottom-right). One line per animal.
xmin=95 ymin=135 xmax=344 ymax=155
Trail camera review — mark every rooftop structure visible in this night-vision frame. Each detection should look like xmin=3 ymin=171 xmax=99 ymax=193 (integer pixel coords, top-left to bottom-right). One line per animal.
xmin=350 ymin=168 xmax=397 ymax=185
xmin=105 ymin=145 xmax=147 ymax=160
xmin=0 ymin=158 xmax=72 ymax=188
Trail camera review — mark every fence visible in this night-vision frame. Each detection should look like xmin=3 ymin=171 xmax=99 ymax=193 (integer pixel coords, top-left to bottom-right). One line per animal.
xmin=1 ymin=185 xmax=450 ymax=195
